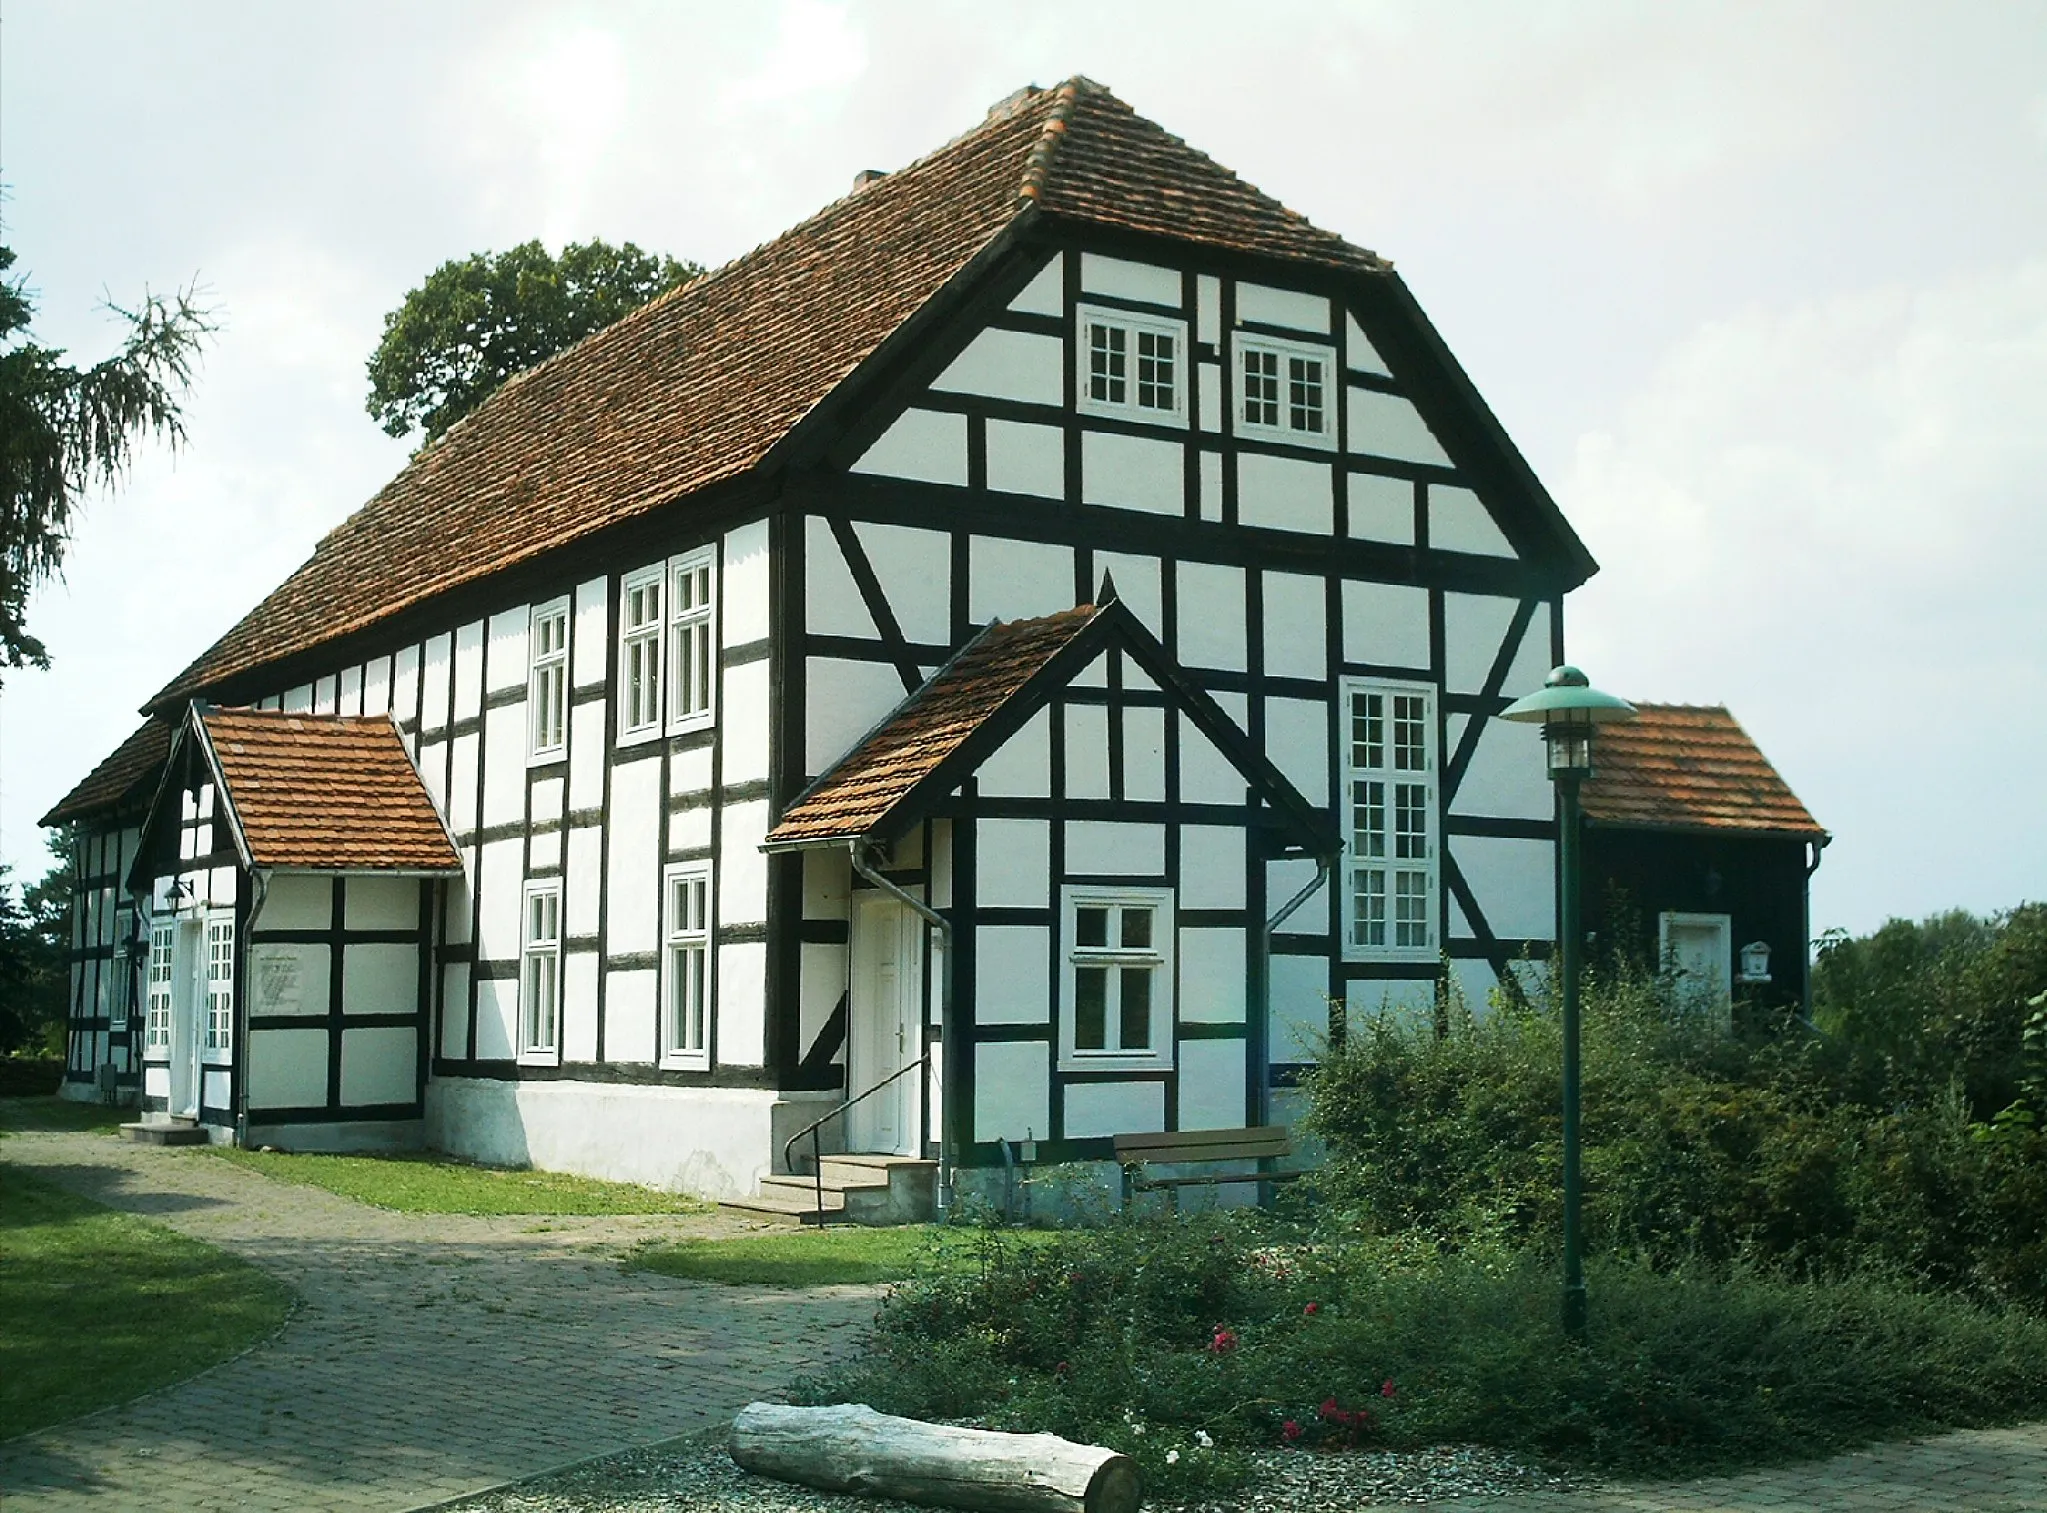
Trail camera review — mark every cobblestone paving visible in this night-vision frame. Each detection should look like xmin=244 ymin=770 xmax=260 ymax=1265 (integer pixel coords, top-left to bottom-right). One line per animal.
xmin=0 ymin=1131 xmax=876 ymax=1513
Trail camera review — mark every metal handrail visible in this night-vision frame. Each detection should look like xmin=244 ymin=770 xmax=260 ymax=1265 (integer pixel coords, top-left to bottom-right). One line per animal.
xmin=782 ymin=1057 xmax=927 ymax=1226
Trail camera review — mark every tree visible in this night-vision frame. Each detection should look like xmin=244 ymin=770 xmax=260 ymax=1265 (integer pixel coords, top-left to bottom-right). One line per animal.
xmin=365 ymin=239 xmax=700 ymax=447
xmin=0 ymin=244 xmax=214 ymax=671
xmin=0 ymin=830 xmax=74 ymax=1058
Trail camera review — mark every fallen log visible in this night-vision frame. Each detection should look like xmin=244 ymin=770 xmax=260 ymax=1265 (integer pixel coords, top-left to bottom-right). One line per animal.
xmin=729 ymin=1402 xmax=1139 ymax=1513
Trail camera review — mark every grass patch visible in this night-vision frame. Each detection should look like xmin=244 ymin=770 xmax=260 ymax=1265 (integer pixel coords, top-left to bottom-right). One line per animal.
xmin=0 ymin=1096 xmax=133 ymax=1136
xmin=206 ymin=1146 xmax=709 ymax=1216
xmin=0 ymin=1167 xmax=294 ymax=1438
xmin=631 ymin=1223 xmax=1060 ymax=1287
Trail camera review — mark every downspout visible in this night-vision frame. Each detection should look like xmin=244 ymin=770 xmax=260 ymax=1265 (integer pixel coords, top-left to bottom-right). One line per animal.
xmin=1801 ymin=834 xmax=1830 ymax=1022
xmin=849 ymin=840 xmax=958 ymax=1216
xmin=1257 ymin=856 xmax=1333 ymax=1127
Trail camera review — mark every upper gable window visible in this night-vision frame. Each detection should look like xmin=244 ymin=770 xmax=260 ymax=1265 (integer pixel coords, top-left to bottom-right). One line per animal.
xmin=620 ymin=548 xmax=718 ymax=746
xmin=1238 ymin=334 xmax=1335 ymax=449
xmin=529 ymin=597 xmax=569 ymax=761
xmin=620 ymin=566 xmax=665 ymax=740
xmin=667 ymin=548 xmax=716 ymax=736
xmin=1077 ymin=304 xmax=1188 ymax=426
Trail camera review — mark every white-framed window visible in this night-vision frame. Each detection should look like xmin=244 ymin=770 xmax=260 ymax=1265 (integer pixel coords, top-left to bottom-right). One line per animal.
xmin=520 ymin=883 xmax=562 ymax=1062
xmin=203 ymin=915 xmax=235 ymax=1058
xmin=1237 ymin=333 xmax=1335 ymax=448
xmin=1343 ymin=679 xmax=1437 ymax=960
xmin=660 ymin=863 xmax=712 ymax=1068
xmin=1059 ymin=887 xmax=1175 ymax=1072
xmin=1077 ymin=304 xmax=1188 ymax=425
xmin=619 ymin=566 xmax=665 ymax=741
xmin=529 ymin=597 xmax=570 ymax=760
xmin=666 ymin=549 xmax=716 ymax=735
xmin=144 ymin=922 xmax=175 ymax=1056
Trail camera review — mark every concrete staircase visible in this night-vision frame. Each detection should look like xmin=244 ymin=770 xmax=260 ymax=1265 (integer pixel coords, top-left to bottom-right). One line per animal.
xmin=121 ymin=1117 xmax=210 ymax=1147
xmin=719 ymin=1153 xmax=937 ymax=1227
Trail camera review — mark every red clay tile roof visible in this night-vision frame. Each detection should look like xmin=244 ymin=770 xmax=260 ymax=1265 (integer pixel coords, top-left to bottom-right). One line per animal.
xmin=41 ymin=719 xmax=174 ymax=826
xmin=149 ymin=78 xmax=1385 ymax=711
xmin=197 ymin=707 xmax=460 ymax=871
xmin=1583 ymin=704 xmax=1824 ymax=838
xmin=768 ymin=606 xmax=1099 ymax=848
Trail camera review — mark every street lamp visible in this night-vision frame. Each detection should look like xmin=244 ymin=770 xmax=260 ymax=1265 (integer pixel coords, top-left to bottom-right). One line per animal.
xmin=1501 ymin=665 xmax=1635 ymax=1338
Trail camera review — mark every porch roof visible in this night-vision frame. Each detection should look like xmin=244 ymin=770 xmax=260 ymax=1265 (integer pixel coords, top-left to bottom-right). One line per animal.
xmin=1583 ymin=703 xmax=1826 ymax=840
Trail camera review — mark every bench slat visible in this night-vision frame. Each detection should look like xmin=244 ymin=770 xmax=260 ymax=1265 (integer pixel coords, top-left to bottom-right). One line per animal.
xmin=1119 ymin=1141 xmax=1290 ymax=1165
xmin=1132 ymin=1168 xmax=1306 ymax=1189
xmin=1112 ymin=1125 xmax=1288 ymax=1154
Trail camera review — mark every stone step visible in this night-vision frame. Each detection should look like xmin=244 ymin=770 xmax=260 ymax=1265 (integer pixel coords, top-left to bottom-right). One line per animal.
xmin=121 ymin=1119 xmax=210 ymax=1147
xmin=717 ymin=1191 xmax=840 ymax=1226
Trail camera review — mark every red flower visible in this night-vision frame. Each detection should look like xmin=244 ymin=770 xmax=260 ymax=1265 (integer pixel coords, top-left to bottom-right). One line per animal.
xmin=1209 ymin=1328 xmax=1239 ymax=1354
xmin=1381 ymin=1378 xmax=1397 ymax=1399
xmin=1281 ymin=1419 xmax=1303 ymax=1443
xmin=1318 ymin=1396 xmax=1343 ymax=1422
xmin=1303 ymin=1302 xmax=1319 ymax=1316
xmin=1055 ymin=1361 xmax=1070 ymax=1376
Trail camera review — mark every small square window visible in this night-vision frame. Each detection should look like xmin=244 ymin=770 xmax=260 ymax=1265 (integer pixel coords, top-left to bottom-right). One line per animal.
xmin=1238 ymin=335 xmax=1335 ymax=449
xmin=1077 ymin=305 xmax=1188 ymax=427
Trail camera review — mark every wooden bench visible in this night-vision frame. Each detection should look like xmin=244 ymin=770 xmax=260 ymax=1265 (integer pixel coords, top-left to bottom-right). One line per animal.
xmin=1113 ymin=1125 xmax=1305 ymax=1209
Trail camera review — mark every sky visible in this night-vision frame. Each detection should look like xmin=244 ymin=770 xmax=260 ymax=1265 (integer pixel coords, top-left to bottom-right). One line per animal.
xmin=1 ymin=0 xmax=2043 ymax=936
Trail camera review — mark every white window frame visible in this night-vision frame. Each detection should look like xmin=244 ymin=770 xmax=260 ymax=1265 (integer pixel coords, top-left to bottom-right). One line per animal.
xmin=519 ymin=881 xmax=563 ymax=1065
xmin=665 ymin=548 xmax=717 ymax=737
xmin=528 ymin=596 xmax=570 ymax=763
xmin=618 ymin=565 xmax=665 ymax=744
xmin=1076 ymin=303 xmax=1190 ymax=427
xmin=1058 ymin=886 xmax=1175 ymax=1073
xmin=1236 ymin=332 xmax=1337 ymax=450
xmin=201 ymin=912 xmax=235 ymax=1062
xmin=659 ymin=862 xmax=713 ymax=1070
xmin=144 ymin=921 xmax=175 ymax=1058
xmin=1342 ymin=678 xmax=1438 ymax=962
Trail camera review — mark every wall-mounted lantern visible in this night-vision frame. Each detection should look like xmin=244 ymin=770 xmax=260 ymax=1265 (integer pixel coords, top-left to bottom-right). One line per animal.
xmin=1739 ymin=940 xmax=1773 ymax=984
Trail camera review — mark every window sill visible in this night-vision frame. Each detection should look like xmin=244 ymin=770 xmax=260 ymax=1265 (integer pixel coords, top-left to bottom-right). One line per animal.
xmin=1340 ymin=945 xmax=1440 ymax=966
xmin=616 ymin=725 xmax=663 ymax=750
xmin=1077 ymin=399 xmax=1190 ymax=430
xmin=1236 ymin=422 xmax=1337 ymax=453
xmin=516 ymin=1048 xmax=562 ymax=1068
xmin=664 ymin=714 xmax=717 ymax=741
xmin=659 ymin=1052 xmax=711 ymax=1073
xmin=1058 ymin=1051 xmax=1174 ymax=1076
xmin=527 ymin=745 xmax=568 ymax=769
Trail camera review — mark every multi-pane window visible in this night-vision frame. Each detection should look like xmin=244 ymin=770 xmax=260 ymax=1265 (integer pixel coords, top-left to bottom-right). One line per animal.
xmin=204 ymin=918 xmax=235 ymax=1053
xmin=521 ymin=884 xmax=561 ymax=1059
xmin=1078 ymin=306 xmax=1186 ymax=423
xmin=1243 ymin=348 xmax=1280 ymax=428
xmin=661 ymin=864 xmax=711 ymax=1067
xmin=620 ymin=569 xmax=664 ymax=738
xmin=1345 ymin=679 xmax=1436 ymax=958
xmin=145 ymin=923 xmax=174 ymax=1053
xmin=1062 ymin=889 xmax=1174 ymax=1070
xmin=1239 ymin=336 xmax=1334 ymax=447
xmin=668 ymin=551 xmax=715 ymax=733
xmin=530 ymin=599 xmax=569 ymax=758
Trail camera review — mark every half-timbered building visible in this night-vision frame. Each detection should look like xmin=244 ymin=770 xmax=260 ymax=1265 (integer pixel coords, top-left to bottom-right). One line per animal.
xmin=43 ymin=78 xmax=1604 ymax=1212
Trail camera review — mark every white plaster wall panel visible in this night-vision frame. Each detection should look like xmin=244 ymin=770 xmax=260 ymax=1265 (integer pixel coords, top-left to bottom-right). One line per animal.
xmin=530 ymin=827 xmax=562 ymax=872
xmin=568 ymin=702 xmax=605 ymax=810
xmin=1179 ymin=825 xmax=1245 ymax=910
xmin=563 ymin=952 xmax=600 ymax=1062
xmin=1341 ymin=580 xmax=1430 ymax=670
xmin=1503 ymin=608 xmax=1552 ymax=699
xmin=1082 ymin=431 xmax=1183 ymax=516
xmin=720 ymin=799 xmax=771 ymax=926
xmin=976 ymin=925 xmax=1052 ymax=1025
xmin=573 ymin=578 xmax=608 ymax=688
xmin=851 ymin=408 xmax=969 ymax=486
xmin=1180 ymin=929 xmax=1247 ymax=1022
xmin=1238 ymin=452 xmax=1333 ymax=535
xmin=340 ymin=1026 xmax=417 ymax=1106
xmin=1451 ymin=959 xmax=1501 ymax=1016
xmin=1238 ymin=282 xmax=1330 ymax=334
xmin=453 ymin=621 xmax=485 ymax=723
xmin=486 ymin=608 xmax=527 ymax=692
xmin=1447 ymin=888 xmax=1473 ymax=940
xmin=420 ymin=635 xmax=452 ymax=730
xmin=314 ymin=676 xmax=337 ymax=715
xmin=1080 ymin=252 xmax=1179 ymax=308
xmin=723 ymin=519 xmax=771 ymax=646
xmin=985 ymin=419 xmax=1065 ymax=500
xmin=975 ymin=818 xmax=1050 ymax=909
xmin=361 ymin=659 xmax=391 ymax=716
xmin=531 ymin=775 xmax=565 ymax=825
xmin=283 ymin=684 xmax=312 ymax=713
xmin=805 ymin=658 xmax=907 ymax=775
xmin=804 ymin=516 xmax=874 ymax=639
xmin=1178 ymin=1038 xmax=1247 ymax=1130
xmin=1065 ymin=820 xmax=1166 ymax=877
xmin=247 ymin=1028 xmax=327 ymax=1109
xmin=449 ymin=733 xmax=480 ymax=834
xmin=1344 ymin=312 xmax=1390 ymax=376
xmin=1346 ymin=977 xmax=1436 ymax=1030
xmin=721 ymin=660 xmax=771 ymax=786
xmin=1264 ymin=698 xmax=1331 ymax=807
xmin=1198 ymin=448 xmax=1223 ymax=517
xmin=804 ymin=846 xmax=851 ymax=920
xmin=1347 ymin=388 xmax=1453 ymax=467
xmin=800 ymin=942 xmax=847 ymax=1056
xmin=968 ymin=537 xmax=1074 ymax=624
xmin=603 ymin=968 xmax=656 ymax=1062
xmin=481 ymin=705 xmax=526 ymax=829
xmin=717 ymin=942 xmax=767 ymax=1065
xmin=1065 ymin=703 xmax=1111 ymax=800
xmin=248 ymin=943 xmax=330 ymax=1017
xmin=476 ymin=839 xmax=525 ymax=965
xmin=1092 ymin=553 xmax=1162 ymax=635
xmin=1431 ymin=485 xmax=1516 ymax=558
xmin=144 ymin=1066 xmax=170 ymax=1098
xmin=1176 ymin=561 xmax=1246 ymax=671
xmin=1197 ymin=275 xmax=1221 ymax=345
xmin=566 ymin=827 xmax=603 ymax=936
xmin=977 ymin=708 xmax=1050 ymax=798
xmin=1452 ymin=834 xmax=1556 ymax=941
xmin=1267 ymin=856 xmax=1325 ymax=918
xmin=258 ymin=874 xmax=331 ymax=931
xmin=391 ymin=644 xmax=421 ymax=723
xmin=1009 ymin=256 xmax=1062 ymax=317
xmin=345 ymin=876 xmax=417 ymax=931
xmin=340 ymin=665 xmax=363 ymax=716
xmin=1179 ymin=717 xmax=1247 ymax=807
xmin=342 ymin=943 xmax=418 ymax=1015
xmin=671 ymin=743 xmax=713 ymax=797
xmin=930 ymin=821 xmax=954 ymax=911
xmin=852 ymin=523 xmax=951 ymax=646
xmin=1071 ymin=650 xmax=1107 ymax=688
xmin=443 ymin=861 xmax=474 ymax=946
xmin=440 ymin=963 xmax=470 ymax=1057
xmin=975 ymin=1040 xmax=1050 ymax=1142
xmin=669 ymin=804 xmax=713 ymax=854
xmin=606 ymin=760 xmax=660 ymax=954
xmin=932 ymin=327 xmax=1063 ymax=406
xmin=1126 ymin=706 xmax=1166 ymax=803
xmin=1269 ymin=954 xmax=1332 ymax=1064
xmin=1452 ymin=718 xmax=1556 ymax=821
xmin=203 ymin=1068 xmax=231 ymax=1109
xmin=1443 ymin=593 xmax=1519 ymax=695
xmin=1065 ymin=1080 xmax=1165 ymax=1139
xmin=1198 ymin=368 xmax=1222 ymax=436
xmin=1348 ymin=472 xmax=1415 ymax=545
xmin=1262 ymin=570 xmax=1327 ymax=681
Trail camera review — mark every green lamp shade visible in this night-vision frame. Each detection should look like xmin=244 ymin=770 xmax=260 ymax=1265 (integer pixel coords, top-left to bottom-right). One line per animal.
xmin=1500 ymin=665 xmax=1637 ymax=725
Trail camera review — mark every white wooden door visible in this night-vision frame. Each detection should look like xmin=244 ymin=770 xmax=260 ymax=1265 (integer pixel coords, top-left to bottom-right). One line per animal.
xmin=1661 ymin=912 xmax=1732 ymax=1011
xmin=169 ymin=919 xmax=203 ymax=1119
xmin=848 ymin=895 xmax=921 ymax=1155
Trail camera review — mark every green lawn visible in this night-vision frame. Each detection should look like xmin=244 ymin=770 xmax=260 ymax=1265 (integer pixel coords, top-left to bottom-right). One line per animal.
xmin=0 ymin=1095 xmax=133 ymax=1136
xmin=630 ymin=1223 xmax=1058 ymax=1287
xmin=0 ymin=1167 xmax=294 ymax=1438
xmin=206 ymin=1147 xmax=711 ymax=1216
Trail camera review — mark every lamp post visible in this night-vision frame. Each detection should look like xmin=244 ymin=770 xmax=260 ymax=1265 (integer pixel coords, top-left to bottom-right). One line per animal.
xmin=1502 ymin=665 xmax=1635 ymax=1338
